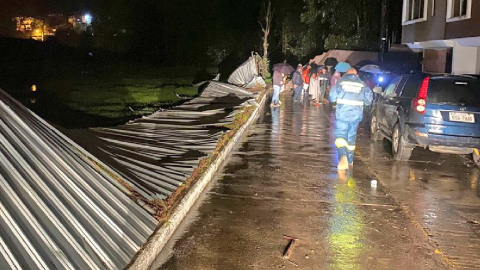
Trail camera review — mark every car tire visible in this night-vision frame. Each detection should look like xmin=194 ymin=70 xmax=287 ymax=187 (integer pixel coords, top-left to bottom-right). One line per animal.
xmin=370 ymin=113 xmax=382 ymax=141
xmin=473 ymin=150 xmax=480 ymax=167
xmin=392 ymin=123 xmax=413 ymax=161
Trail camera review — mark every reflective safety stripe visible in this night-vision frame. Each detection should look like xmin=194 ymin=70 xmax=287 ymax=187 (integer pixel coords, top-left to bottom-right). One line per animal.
xmin=335 ymin=138 xmax=348 ymax=148
xmin=340 ymin=81 xmax=364 ymax=93
xmin=336 ymin=99 xmax=364 ymax=106
xmin=336 ymin=138 xmax=355 ymax=150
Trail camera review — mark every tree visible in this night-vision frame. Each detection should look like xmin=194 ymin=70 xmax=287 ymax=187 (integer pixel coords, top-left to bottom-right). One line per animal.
xmin=301 ymin=0 xmax=382 ymax=51
xmin=259 ymin=1 xmax=272 ymax=78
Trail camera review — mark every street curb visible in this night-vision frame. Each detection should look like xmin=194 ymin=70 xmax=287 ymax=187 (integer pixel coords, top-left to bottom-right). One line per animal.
xmin=127 ymin=92 xmax=267 ymax=270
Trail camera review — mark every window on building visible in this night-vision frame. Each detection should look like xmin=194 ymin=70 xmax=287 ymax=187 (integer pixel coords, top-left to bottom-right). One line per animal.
xmin=403 ymin=0 xmax=428 ymax=24
xmin=447 ymin=0 xmax=471 ymax=21
xmin=413 ymin=0 xmax=424 ymax=20
xmin=432 ymin=0 xmax=435 ymax=16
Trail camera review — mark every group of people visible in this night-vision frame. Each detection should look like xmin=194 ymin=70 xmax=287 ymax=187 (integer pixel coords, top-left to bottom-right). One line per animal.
xmin=290 ymin=64 xmax=334 ymax=104
xmin=271 ymin=62 xmax=373 ymax=171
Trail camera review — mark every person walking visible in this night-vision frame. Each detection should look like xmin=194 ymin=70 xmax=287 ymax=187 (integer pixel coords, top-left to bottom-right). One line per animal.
xmin=271 ymin=71 xmax=284 ymax=107
xmin=292 ymin=64 xmax=304 ymax=102
xmin=329 ymin=68 xmax=373 ymax=170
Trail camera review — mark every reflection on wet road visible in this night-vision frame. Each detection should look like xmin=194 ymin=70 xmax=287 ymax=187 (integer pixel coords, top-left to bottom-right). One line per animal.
xmin=152 ymin=93 xmax=480 ymax=270
xmin=357 ymin=128 xmax=480 ymax=269
xmin=328 ymin=175 xmax=364 ymax=270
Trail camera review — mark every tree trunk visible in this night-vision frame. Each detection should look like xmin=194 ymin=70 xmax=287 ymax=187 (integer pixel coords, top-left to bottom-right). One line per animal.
xmin=259 ymin=1 xmax=272 ymax=78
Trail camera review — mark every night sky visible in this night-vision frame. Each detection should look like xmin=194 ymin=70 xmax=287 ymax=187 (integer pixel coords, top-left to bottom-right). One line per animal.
xmin=0 ymin=0 xmax=402 ymax=66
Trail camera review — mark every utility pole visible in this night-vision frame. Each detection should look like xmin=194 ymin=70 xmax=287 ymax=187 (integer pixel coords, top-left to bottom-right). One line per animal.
xmin=380 ymin=0 xmax=387 ymax=63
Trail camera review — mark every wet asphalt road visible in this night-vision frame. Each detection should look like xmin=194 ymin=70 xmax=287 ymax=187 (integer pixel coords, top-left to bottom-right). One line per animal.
xmin=151 ymin=93 xmax=480 ymax=270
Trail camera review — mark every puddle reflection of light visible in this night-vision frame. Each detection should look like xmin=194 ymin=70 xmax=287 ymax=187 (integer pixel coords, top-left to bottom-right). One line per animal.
xmin=424 ymin=212 xmax=438 ymax=219
xmin=328 ymin=176 xmax=364 ymax=270
xmin=470 ymin=171 xmax=478 ymax=191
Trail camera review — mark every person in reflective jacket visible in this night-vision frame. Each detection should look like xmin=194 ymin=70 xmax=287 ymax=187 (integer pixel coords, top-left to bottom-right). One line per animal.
xmin=329 ymin=68 xmax=373 ymax=170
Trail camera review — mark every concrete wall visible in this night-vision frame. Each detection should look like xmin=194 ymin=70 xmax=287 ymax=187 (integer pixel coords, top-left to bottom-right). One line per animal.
xmin=452 ymin=42 xmax=480 ymax=74
xmin=445 ymin=1 xmax=480 ymax=39
xmin=423 ymin=48 xmax=451 ymax=73
xmin=402 ymin=0 xmax=446 ymax=43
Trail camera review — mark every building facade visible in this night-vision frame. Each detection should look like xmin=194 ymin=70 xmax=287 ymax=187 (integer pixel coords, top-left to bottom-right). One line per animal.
xmin=402 ymin=0 xmax=480 ymax=74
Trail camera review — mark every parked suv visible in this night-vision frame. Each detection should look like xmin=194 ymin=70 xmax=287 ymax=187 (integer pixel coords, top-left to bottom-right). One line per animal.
xmin=370 ymin=73 xmax=480 ymax=164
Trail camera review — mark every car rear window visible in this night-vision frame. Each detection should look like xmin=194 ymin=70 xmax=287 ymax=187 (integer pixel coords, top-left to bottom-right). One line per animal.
xmin=428 ymin=77 xmax=480 ymax=107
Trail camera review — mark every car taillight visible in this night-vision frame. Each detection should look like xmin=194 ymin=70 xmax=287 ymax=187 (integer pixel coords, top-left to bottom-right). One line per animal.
xmin=413 ymin=77 xmax=430 ymax=114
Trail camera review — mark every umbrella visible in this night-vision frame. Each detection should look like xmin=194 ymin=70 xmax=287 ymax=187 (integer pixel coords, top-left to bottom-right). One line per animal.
xmin=324 ymin=57 xmax=338 ymax=67
xmin=334 ymin=62 xmax=351 ymax=73
xmin=360 ymin=64 xmax=387 ymax=74
xmin=273 ymin=63 xmax=294 ymax=74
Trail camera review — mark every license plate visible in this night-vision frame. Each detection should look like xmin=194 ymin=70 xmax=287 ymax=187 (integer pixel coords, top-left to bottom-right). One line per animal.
xmin=449 ymin=112 xmax=475 ymax=123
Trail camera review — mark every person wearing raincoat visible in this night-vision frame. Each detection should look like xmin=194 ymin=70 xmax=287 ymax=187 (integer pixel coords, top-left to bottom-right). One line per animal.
xmin=308 ymin=72 xmax=320 ymax=101
xmin=329 ymin=68 xmax=373 ymax=170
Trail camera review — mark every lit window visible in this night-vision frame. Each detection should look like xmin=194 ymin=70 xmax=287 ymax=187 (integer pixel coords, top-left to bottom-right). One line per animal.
xmin=402 ymin=0 xmax=428 ymax=25
xmin=447 ymin=0 xmax=471 ymax=21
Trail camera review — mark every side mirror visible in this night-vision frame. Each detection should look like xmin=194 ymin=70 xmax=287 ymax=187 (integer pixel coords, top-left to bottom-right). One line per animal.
xmin=373 ymin=86 xmax=383 ymax=94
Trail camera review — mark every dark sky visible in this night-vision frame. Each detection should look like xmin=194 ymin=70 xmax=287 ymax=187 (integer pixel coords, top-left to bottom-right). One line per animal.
xmin=2 ymin=0 xmax=103 ymax=16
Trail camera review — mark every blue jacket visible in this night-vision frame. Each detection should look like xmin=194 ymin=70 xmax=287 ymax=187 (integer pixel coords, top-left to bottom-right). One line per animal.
xmin=291 ymin=70 xmax=303 ymax=86
xmin=329 ymin=74 xmax=373 ymax=121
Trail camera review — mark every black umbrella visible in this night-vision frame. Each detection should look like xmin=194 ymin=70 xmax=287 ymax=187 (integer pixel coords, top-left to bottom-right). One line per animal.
xmin=309 ymin=63 xmax=319 ymax=73
xmin=324 ymin=57 xmax=338 ymax=67
xmin=273 ymin=63 xmax=295 ymax=74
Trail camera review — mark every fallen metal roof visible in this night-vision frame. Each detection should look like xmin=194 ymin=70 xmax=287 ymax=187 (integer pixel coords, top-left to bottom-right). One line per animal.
xmin=85 ymin=81 xmax=256 ymax=203
xmin=0 ymin=89 xmax=157 ymax=269
xmin=227 ymin=56 xmax=266 ymax=88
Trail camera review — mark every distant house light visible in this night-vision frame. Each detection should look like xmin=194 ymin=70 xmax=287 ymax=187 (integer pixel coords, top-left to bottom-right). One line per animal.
xmin=84 ymin=13 xmax=92 ymax=24
xmin=446 ymin=0 xmax=471 ymax=22
xmin=402 ymin=0 xmax=429 ymax=25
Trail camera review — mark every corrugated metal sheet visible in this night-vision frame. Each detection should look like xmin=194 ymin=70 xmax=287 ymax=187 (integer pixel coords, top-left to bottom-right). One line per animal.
xmin=227 ymin=57 xmax=266 ymax=88
xmin=85 ymin=81 xmax=256 ymax=203
xmin=245 ymin=76 xmax=266 ymax=89
xmin=0 ymin=89 xmax=158 ymax=269
xmin=228 ymin=57 xmax=257 ymax=85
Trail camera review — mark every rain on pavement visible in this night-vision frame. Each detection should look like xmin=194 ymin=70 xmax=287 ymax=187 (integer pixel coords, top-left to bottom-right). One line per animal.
xmin=151 ymin=93 xmax=480 ymax=270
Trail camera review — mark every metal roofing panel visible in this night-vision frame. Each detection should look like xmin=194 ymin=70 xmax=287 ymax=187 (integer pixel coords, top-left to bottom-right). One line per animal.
xmin=0 ymin=89 xmax=157 ymax=269
xmin=85 ymin=81 xmax=254 ymax=205
xmin=227 ymin=56 xmax=258 ymax=86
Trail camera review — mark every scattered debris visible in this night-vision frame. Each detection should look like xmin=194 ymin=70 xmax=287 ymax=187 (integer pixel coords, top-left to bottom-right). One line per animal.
xmin=286 ymin=259 xmax=299 ymax=267
xmin=282 ymin=235 xmax=299 ymax=260
xmin=467 ymin=219 xmax=479 ymax=225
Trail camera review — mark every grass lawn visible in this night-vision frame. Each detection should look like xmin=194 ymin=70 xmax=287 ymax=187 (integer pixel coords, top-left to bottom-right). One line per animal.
xmin=43 ymin=65 xmax=203 ymax=120
xmin=0 ymin=38 xmax=220 ymax=128
xmin=2 ymin=61 xmax=216 ymax=128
